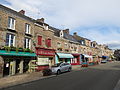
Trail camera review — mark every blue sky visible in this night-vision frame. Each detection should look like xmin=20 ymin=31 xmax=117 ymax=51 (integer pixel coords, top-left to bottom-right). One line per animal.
xmin=1 ymin=0 xmax=120 ymax=49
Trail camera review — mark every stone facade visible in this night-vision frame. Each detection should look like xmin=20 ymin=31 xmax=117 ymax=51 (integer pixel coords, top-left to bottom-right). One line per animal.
xmin=0 ymin=4 xmax=36 ymax=77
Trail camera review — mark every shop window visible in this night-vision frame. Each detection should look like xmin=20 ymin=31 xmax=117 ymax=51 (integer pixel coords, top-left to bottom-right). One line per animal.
xmin=24 ymin=37 xmax=31 ymax=49
xmin=38 ymin=36 xmax=42 ymax=45
xmin=8 ymin=17 xmax=16 ymax=30
xmin=25 ymin=23 xmax=31 ymax=34
xmin=6 ymin=33 xmax=15 ymax=47
xmin=46 ymin=38 xmax=51 ymax=47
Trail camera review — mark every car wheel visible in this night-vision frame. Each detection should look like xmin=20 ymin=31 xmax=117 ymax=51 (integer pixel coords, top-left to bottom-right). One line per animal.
xmin=68 ymin=68 xmax=71 ymax=72
xmin=57 ymin=70 xmax=61 ymax=75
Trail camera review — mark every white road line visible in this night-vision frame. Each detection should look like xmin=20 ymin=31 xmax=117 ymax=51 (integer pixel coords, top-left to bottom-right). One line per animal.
xmin=114 ymin=79 xmax=120 ymax=90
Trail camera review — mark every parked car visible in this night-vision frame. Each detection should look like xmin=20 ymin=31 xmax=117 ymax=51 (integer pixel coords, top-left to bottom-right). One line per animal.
xmin=51 ymin=62 xmax=72 ymax=75
xmin=101 ymin=60 xmax=107 ymax=63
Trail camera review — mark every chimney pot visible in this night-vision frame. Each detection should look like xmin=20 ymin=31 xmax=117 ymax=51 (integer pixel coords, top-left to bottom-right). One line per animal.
xmin=73 ymin=32 xmax=77 ymax=35
xmin=63 ymin=29 xmax=69 ymax=34
xmin=36 ymin=18 xmax=44 ymax=23
xmin=19 ymin=10 xmax=25 ymax=15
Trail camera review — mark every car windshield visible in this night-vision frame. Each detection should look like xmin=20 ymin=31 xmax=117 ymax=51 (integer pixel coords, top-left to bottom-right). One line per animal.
xmin=52 ymin=63 xmax=62 ymax=67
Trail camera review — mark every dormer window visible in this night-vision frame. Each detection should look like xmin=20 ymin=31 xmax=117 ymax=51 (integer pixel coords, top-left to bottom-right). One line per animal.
xmin=43 ymin=25 xmax=48 ymax=30
xmin=8 ymin=17 xmax=16 ymax=30
xmin=60 ymin=30 xmax=63 ymax=37
xmin=25 ymin=23 xmax=31 ymax=34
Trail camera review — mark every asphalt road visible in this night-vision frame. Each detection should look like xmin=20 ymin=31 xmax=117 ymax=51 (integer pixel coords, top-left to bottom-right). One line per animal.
xmin=2 ymin=61 xmax=120 ymax=90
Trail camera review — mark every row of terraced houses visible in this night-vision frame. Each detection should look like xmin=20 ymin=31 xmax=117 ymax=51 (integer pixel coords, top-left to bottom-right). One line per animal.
xmin=0 ymin=4 xmax=113 ymax=77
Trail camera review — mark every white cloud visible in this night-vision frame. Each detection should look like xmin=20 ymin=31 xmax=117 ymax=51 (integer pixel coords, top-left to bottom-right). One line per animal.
xmin=2 ymin=0 xmax=120 ymax=49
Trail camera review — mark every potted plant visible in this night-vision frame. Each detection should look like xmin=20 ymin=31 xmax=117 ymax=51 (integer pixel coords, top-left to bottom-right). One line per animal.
xmin=10 ymin=46 xmax=16 ymax=51
xmin=18 ymin=47 xmax=24 ymax=52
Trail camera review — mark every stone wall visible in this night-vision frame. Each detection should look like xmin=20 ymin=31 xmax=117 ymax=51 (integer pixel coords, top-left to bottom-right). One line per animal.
xmin=0 ymin=56 xmax=4 ymax=78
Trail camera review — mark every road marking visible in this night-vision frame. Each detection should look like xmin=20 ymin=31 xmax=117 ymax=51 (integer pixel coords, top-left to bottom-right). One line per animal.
xmin=114 ymin=79 xmax=120 ymax=90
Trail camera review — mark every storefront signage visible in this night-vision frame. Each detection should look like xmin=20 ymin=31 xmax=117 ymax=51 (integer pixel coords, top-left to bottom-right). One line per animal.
xmin=37 ymin=58 xmax=49 ymax=65
xmin=36 ymin=48 xmax=55 ymax=56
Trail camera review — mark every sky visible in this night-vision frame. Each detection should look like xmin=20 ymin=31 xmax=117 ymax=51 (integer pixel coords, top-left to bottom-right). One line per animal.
xmin=1 ymin=0 xmax=120 ymax=49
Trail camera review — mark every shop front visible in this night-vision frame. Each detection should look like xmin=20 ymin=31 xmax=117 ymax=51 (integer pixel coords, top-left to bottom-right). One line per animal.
xmin=81 ymin=54 xmax=93 ymax=67
xmin=71 ymin=54 xmax=80 ymax=65
xmin=55 ymin=53 xmax=74 ymax=64
xmin=0 ymin=50 xmax=36 ymax=77
xmin=35 ymin=47 xmax=55 ymax=71
xmin=83 ymin=54 xmax=93 ymax=65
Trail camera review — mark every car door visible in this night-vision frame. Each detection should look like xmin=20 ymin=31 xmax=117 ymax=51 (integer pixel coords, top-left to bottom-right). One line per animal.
xmin=64 ymin=63 xmax=69 ymax=71
xmin=60 ymin=63 xmax=66 ymax=72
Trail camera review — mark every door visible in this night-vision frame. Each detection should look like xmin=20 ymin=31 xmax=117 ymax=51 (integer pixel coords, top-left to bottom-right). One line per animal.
xmin=60 ymin=63 xmax=66 ymax=72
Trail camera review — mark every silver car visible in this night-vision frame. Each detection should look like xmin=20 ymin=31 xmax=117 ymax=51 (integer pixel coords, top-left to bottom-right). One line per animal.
xmin=51 ymin=62 xmax=72 ymax=75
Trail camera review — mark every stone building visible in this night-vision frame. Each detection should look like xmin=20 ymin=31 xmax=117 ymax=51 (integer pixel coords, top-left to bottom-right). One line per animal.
xmin=0 ymin=4 xmax=36 ymax=77
xmin=32 ymin=19 xmax=56 ymax=71
xmin=50 ymin=28 xmax=81 ymax=65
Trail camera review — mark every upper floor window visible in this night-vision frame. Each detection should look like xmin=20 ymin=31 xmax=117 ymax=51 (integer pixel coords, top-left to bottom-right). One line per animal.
xmin=57 ymin=42 xmax=61 ymax=47
xmin=25 ymin=23 xmax=31 ymax=34
xmin=38 ymin=36 xmax=42 ymax=45
xmin=60 ymin=30 xmax=64 ymax=37
xmin=24 ymin=38 xmax=31 ymax=49
xmin=46 ymin=38 xmax=51 ymax=47
xmin=8 ymin=17 xmax=16 ymax=30
xmin=6 ymin=33 xmax=15 ymax=47
xmin=65 ymin=43 xmax=68 ymax=48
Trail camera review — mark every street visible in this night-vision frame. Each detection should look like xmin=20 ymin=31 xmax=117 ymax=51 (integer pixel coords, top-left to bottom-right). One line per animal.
xmin=2 ymin=62 xmax=120 ymax=90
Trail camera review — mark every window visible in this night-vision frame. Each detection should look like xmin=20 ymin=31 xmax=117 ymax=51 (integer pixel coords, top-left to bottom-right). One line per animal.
xmin=57 ymin=42 xmax=61 ymax=47
xmin=24 ymin=38 xmax=31 ymax=49
xmin=43 ymin=25 xmax=48 ymax=30
xmin=8 ymin=17 xmax=16 ymax=30
xmin=38 ymin=36 xmax=42 ymax=45
xmin=65 ymin=43 xmax=68 ymax=48
xmin=25 ymin=23 xmax=31 ymax=34
xmin=46 ymin=39 xmax=51 ymax=47
xmin=6 ymin=33 xmax=15 ymax=47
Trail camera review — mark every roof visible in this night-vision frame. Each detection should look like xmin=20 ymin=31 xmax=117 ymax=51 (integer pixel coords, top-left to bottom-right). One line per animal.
xmin=49 ymin=26 xmax=61 ymax=37
xmin=0 ymin=4 xmax=35 ymax=22
xmin=63 ymin=33 xmax=78 ymax=43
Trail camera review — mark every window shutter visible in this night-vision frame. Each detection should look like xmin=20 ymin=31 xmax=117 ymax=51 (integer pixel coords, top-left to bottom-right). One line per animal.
xmin=38 ymin=36 xmax=42 ymax=45
xmin=48 ymin=39 xmax=51 ymax=47
xmin=45 ymin=39 xmax=51 ymax=47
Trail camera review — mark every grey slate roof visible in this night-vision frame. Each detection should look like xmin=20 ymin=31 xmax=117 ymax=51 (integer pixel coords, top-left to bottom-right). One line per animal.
xmin=63 ymin=33 xmax=78 ymax=43
xmin=49 ymin=26 xmax=61 ymax=37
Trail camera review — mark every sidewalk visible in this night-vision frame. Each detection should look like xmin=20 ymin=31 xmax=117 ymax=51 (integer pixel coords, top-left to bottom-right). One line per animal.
xmin=0 ymin=71 xmax=46 ymax=89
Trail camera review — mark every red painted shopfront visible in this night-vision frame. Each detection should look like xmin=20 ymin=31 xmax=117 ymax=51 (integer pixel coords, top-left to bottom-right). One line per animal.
xmin=35 ymin=47 xmax=55 ymax=71
xmin=71 ymin=54 xmax=80 ymax=65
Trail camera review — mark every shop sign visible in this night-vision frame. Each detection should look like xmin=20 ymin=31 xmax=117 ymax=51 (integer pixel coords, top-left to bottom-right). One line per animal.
xmin=36 ymin=48 xmax=55 ymax=56
xmin=37 ymin=58 xmax=49 ymax=65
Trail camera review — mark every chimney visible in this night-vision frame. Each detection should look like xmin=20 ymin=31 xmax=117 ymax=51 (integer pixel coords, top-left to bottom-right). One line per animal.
xmin=36 ymin=18 xmax=44 ymax=23
xmin=19 ymin=10 xmax=25 ymax=15
xmin=63 ymin=29 xmax=69 ymax=34
xmin=73 ymin=32 xmax=77 ymax=36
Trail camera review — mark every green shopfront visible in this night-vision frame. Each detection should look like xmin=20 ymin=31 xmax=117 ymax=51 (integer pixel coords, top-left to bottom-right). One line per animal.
xmin=0 ymin=50 xmax=36 ymax=77
xmin=55 ymin=53 xmax=74 ymax=64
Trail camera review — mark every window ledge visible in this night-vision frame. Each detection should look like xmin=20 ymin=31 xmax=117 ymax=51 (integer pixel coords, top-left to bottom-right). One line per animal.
xmin=7 ymin=28 xmax=17 ymax=33
xmin=25 ymin=33 xmax=33 ymax=37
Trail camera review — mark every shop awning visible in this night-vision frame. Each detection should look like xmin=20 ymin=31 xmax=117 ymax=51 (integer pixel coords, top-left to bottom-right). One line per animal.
xmin=0 ymin=50 xmax=37 ymax=57
xmin=56 ymin=53 xmax=74 ymax=58
xmin=83 ymin=54 xmax=93 ymax=58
